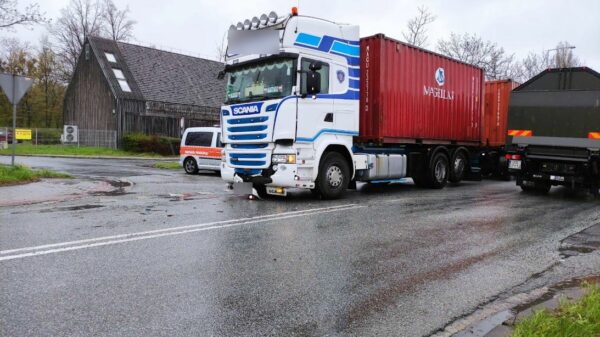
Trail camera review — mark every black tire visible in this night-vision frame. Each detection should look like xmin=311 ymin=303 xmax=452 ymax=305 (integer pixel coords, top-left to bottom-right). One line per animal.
xmin=449 ymin=150 xmax=468 ymax=183
xmin=315 ymin=152 xmax=350 ymax=199
xmin=183 ymin=157 xmax=198 ymax=175
xmin=426 ymin=152 xmax=450 ymax=189
xmin=520 ymin=181 xmax=551 ymax=194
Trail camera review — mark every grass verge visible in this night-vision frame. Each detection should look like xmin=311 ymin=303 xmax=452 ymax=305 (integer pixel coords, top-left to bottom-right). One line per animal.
xmin=0 ymin=164 xmax=72 ymax=185
xmin=0 ymin=143 xmax=167 ymax=157
xmin=153 ymin=161 xmax=181 ymax=170
xmin=512 ymin=284 xmax=600 ymax=337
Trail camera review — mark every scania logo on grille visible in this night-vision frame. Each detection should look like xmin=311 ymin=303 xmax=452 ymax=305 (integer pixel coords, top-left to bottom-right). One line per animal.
xmin=231 ymin=102 xmax=263 ymax=116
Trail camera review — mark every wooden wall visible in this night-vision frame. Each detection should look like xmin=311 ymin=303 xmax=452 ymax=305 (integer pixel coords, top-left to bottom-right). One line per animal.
xmin=63 ymin=45 xmax=117 ymax=132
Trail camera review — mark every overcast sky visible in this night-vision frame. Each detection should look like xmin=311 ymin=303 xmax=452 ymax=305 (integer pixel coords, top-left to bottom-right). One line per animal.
xmin=5 ymin=0 xmax=600 ymax=70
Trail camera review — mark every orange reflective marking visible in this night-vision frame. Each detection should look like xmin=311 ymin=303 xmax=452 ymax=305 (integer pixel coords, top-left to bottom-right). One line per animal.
xmin=179 ymin=146 xmax=222 ymax=158
xmin=508 ymin=130 xmax=533 ymax=137
xmin=588 ymin=132 xmax=600 ymax=139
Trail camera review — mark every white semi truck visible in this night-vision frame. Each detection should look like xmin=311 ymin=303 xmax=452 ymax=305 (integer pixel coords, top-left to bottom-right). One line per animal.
xmin=220 ymin=9 xmax=486 ymax=199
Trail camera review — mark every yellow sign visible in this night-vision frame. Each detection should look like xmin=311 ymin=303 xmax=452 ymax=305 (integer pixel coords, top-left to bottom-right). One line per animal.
xmin=15 ymin=129 xmax=32 ymax=140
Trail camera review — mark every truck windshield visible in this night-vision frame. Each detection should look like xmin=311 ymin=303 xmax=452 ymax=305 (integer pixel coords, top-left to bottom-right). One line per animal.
xmin=225 ymin=59 xmax=295 ymax=104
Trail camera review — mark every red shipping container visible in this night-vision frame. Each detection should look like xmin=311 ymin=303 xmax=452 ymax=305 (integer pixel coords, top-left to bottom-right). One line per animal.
xmin=358 ymin=34 xmax=484 ymax=144
xmin=482 ymin=80 xmax=519 ymax=147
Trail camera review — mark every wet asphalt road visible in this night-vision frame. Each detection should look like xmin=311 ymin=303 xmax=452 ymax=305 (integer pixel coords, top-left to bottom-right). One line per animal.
xmin=1 ymin=156 xmax=599 ymax=337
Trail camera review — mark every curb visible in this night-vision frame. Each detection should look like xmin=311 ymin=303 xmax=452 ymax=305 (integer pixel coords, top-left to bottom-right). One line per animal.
xmin=0 ymin=154 xmax=177 ymax=161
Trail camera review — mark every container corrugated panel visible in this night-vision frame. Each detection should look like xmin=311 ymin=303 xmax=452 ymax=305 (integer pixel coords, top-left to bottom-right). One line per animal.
xmin=358 ymin=34 xmax=484 ymax=144
xmin=482 ymin=80 xmax=519 ymax=147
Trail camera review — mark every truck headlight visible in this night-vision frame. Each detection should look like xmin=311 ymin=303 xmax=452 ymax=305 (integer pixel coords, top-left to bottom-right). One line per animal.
xmin=272 ymin=154 xmax=296 ymax=164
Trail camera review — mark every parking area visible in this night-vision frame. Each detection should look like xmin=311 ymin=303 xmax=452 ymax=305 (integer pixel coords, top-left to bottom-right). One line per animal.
xmin=1 ymin=156 xmax=599 ymax=337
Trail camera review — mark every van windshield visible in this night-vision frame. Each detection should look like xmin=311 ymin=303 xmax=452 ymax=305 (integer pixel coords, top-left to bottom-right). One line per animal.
xmin=225 ymin=58 xmax=295 ymax=104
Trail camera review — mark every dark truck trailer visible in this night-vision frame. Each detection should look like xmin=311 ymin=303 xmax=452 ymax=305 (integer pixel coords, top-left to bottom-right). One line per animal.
xmin=506 ymin=67 xmax=600 ymax=194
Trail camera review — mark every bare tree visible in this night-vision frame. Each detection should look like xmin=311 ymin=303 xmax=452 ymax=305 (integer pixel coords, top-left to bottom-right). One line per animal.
xmin=437 ymin=33 xmax=516 ymax=80
xmin=0 ymin=0 xmax=46 ymax=30
xmin=215 ymin=31 xmax=227 ymax=62
xmin=102 ymin=0 xmax=135 ymax=41
xmin=402 ymin=6 xmax=435 ymax=48
xmin=51 ymin=0 xmax=104 ymax=81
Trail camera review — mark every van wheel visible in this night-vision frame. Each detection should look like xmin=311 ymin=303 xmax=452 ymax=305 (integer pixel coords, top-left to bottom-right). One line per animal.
xmin=183 ymin=157 xmax=198 ymax=174
xmin=315 ymin=152 xmax=349 ymax=199
xmin=449 ymin=150 xmax=468 ymax=183
xmin=427 ymin=152 xmax=449 ymax=189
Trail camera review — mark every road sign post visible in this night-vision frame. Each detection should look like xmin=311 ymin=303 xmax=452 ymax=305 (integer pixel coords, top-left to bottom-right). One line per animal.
xmin=0 ymin=73 xmax=34 ymax=165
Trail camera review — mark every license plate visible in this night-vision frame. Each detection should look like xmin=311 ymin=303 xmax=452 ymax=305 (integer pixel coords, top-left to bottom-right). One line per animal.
xmin=509 ymin=160 xmax=521 ymax=170
xmin=266 ymin=186 xmax=287 ymax=196
xmin=550 ymin=175 xmax=565 ymax=182
xmin=232 ymin=182 xmax=253 ymax=194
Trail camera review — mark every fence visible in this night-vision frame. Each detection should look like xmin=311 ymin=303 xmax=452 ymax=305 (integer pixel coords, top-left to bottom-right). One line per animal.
xmin=0 ymin=127 xmax=118 ymax=149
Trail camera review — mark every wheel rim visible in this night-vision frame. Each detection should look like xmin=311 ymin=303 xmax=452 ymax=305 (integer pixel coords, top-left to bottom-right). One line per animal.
xmin=434 ymin=160 xmax=447 ymax=182
xmin=327 ymin=165 xmax=343 ymax=188
xmin=185 ymin=159 xmax=195 ymax=172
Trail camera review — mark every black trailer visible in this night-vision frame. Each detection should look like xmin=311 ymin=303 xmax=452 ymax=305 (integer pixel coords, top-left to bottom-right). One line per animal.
xmin=506 ymin=67 xmax=600 ymax=195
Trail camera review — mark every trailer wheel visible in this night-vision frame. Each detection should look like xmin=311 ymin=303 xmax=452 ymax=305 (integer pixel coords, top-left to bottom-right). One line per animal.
xmin=184 ymin=157 xmax=198 ymax=174
xmin=315 ymin=152 xmax=350 ymax=199
xmin=427 ymin=152 xmax=449 ymax=189
xmin=449 ymin=150 xmax=468 ymax=183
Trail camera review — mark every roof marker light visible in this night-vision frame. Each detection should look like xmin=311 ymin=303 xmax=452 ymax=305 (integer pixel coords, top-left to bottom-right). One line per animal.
xmin=268 ymin=11 xmax=278 ymax=23
xmin=291 ymin=7 xmax=298 ymax=16
xmin=259 ymin=14 xmax=268 ymax=26
xmin=251 ymin=16 xmax=260 ymax=29
xmin=243 ymin=19 xmax=251 ymax=30
xmin=236 ymin=22 xmax=243 ymax=30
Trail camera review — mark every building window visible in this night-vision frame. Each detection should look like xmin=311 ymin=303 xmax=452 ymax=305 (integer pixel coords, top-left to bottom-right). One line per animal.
xmin=112 ymin=68 xmax=131 ymax=92
xmin=105 ymin=52 xmax=117 ymax=63
xmin=118 ymin=80 xmax=131 ymax=92
xmin=113 ymin=68 xmax=125 ymax=79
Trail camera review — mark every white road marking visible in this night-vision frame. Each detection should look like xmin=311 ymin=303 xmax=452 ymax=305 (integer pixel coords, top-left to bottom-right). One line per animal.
xmin=0 ymin=204 xmax=362 ymax=262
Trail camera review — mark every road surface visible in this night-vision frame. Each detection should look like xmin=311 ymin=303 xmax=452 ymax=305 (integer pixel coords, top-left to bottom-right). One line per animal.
xmin=1 ymin=156 xmax=599 ymax=337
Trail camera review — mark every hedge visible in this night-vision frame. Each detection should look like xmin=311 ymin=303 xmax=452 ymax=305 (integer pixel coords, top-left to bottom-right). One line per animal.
xmin=122 ymin=133 xmax=180 ymax=156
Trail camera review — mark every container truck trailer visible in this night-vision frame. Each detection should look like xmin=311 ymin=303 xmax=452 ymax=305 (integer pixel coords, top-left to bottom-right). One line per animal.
xmin=506 ymin=67 xmax=600 ymax=195
xmin=220 ymin=9 xmax=494 ymax=199
xmin=480 ymin=80 xmax=520 ymax=178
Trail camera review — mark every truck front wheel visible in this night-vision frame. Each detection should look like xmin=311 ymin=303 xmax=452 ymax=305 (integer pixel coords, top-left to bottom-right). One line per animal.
xmin=315 ymin=152 xmax=350 ymax=199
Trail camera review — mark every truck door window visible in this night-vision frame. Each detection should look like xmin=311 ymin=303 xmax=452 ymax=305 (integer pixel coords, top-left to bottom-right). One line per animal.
xmin=301 ymin=59 xmax=329 ymax=94
xmin=185 ymin=132 xmax=213 ymax=147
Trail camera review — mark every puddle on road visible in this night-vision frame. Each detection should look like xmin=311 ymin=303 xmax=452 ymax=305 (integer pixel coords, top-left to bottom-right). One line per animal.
xmin=39 ymin=204 xmax=105 ymax=213
xmin=559 ymin=223 xmax=600 ymax=258
xmin=160 ymin=192 xmax=217 ymax=201
xmin=92 ymin=180 xmax=134 ymax=196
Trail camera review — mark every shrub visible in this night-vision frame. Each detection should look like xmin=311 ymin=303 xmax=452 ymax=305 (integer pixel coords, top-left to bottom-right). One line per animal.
xmin=122 ymin=133 xmax=180 ymax=156
xmin=35 ymin=129 xmax=62 ymax=144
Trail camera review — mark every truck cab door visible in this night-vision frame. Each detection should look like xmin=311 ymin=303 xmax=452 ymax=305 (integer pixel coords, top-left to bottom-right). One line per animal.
xmin=295 ymin=58 xmax=333 ymax=143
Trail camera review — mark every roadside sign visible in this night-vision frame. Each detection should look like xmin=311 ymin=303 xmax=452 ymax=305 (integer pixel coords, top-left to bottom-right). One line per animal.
xmin=15 ymin=129 xmax=32 ymax=140
xmin=0 ymin=73 xmax=34 ymax=104
xmin=0 ymin=73 xmax=35 ymax=165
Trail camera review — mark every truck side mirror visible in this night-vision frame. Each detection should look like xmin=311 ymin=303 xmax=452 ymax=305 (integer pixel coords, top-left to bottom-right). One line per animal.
xmin=306 ymin=70 xmax=321 ymax=95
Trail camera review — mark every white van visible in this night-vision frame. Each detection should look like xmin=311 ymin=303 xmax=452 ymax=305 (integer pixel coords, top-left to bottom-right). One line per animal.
xmin=179 ymin=127 xmax=223 ymax=174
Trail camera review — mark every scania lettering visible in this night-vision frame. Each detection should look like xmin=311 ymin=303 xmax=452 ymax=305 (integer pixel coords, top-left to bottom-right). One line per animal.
xmin=220 ymin=9 xmax=507 ymax=199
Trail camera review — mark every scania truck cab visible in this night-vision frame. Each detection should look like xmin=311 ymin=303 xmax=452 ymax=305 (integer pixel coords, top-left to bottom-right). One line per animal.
xmin=220 ymin=10 xmax=364 ymax=198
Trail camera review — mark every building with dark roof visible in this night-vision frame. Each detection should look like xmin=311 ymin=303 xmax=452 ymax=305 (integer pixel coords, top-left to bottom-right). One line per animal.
xmin=64 ymin=36 xmax=224 ymax=147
